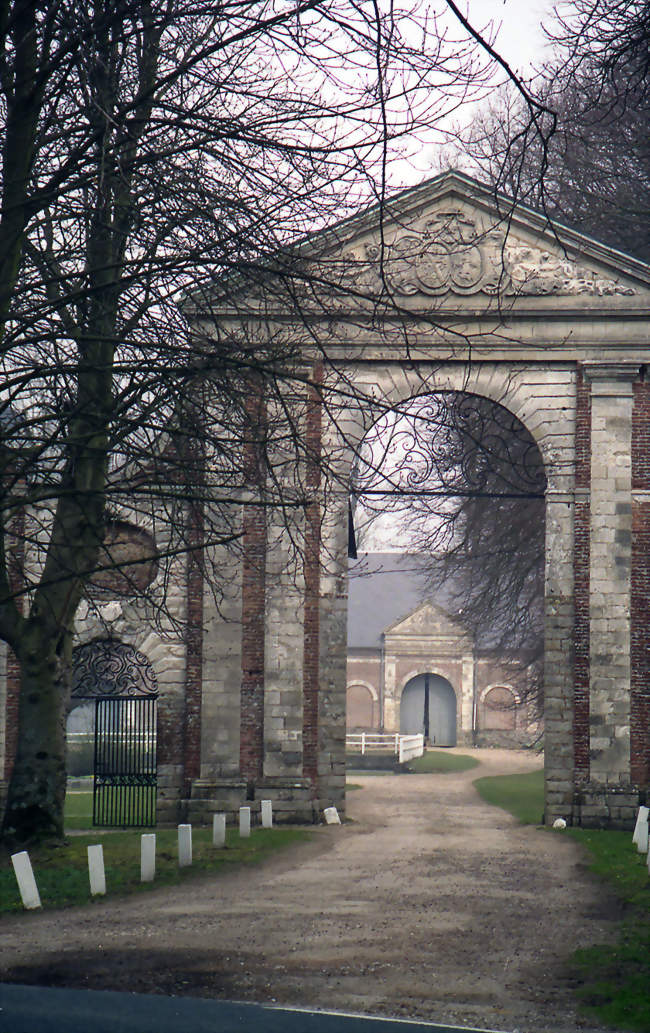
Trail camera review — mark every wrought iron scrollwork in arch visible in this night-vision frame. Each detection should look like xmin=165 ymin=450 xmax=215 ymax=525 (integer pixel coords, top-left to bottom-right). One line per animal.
xmin=71 ymin=639 xmax=158 ymax=699
xmin=352 ymin=392 xmax=547 ymax=501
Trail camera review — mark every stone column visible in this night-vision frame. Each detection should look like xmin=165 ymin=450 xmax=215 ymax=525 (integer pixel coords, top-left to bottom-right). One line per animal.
xmin=585 ymin=364 xmax=637 ymax=784
xmin=383 ymin=655 xmax=398 ymax=732
xmin=460 ymin=653 xmax=474 ymax=740
xmin=543 ymin=483 xmax=577 ymax=821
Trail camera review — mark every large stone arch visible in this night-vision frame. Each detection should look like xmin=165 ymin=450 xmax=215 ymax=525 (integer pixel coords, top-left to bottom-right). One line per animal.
xmin=339 ymin=375 xmax=568 ymax=797
xmin=188 ymin=170 xmax=650 ymax=830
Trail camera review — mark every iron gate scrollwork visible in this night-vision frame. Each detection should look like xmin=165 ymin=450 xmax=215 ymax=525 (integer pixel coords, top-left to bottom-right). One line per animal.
xmin=93 ymin=696 xmax=157 ymax=827
xmin=71 ymin=640 xmax=158 ymax=828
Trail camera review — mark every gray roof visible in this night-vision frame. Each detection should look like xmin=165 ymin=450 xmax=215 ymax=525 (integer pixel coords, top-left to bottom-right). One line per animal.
xmin=347 ymin=553 xmax=456 ymax=649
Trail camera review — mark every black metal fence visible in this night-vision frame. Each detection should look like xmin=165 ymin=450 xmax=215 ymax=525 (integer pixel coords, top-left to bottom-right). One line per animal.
xmin=93 ymin=696 xmax=157 ymax=827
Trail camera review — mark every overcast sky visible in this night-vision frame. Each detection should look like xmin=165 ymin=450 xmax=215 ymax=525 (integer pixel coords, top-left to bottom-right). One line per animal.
xmin=466 ymin=0 xmax=557 ymax=74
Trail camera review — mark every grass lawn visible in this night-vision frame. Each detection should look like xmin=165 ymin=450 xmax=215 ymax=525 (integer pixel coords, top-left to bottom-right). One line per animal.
xmin=1 ymin=824 xmax=310 ymax=914
xmin=473 ymin=767 xmax=650 ymax=1031
xmin=64 ymin=790 xmax=94 ymax=830
xmin=408 ymin=749 xmax=480 ymax=774
xmin=566 ymin=828 xmax=650 ymax=1033
xmin=473 ymin=769 xmax=545 ymax=825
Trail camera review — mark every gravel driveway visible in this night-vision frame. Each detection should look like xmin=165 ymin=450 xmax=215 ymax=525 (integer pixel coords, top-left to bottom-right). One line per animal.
xmin=1 ymin=749 xmax=617 ymax=1033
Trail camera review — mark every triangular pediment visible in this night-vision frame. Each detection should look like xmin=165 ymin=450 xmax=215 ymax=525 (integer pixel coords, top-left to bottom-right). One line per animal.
xmin=384 ymin=600 xmax=469 ymax=641
xmin=311 ymin=171 xmax=650 ymax=301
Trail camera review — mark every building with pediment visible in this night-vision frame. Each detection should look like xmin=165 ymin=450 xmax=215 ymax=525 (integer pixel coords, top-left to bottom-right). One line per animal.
xmin=2 ymin=171 xmax=650 ymax=830
xmin=346 ymin=554 xmax=540 ymax=747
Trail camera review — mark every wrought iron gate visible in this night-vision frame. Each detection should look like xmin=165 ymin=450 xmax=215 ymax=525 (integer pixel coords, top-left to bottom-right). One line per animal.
xmin=93 ymin=696 xmax=157 ymax=827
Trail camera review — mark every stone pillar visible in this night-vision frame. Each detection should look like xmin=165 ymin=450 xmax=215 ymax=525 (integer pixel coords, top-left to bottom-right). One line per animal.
xmin=240 ymin=503 xmax=266 ymax=782
xmin=460 ymin=653 xmax=474 ymax=741
xmin=630 ymin=381 xmax=650 ymax=787
xmin=585 ymin=364 xmax=637 ymax=784
xmin=543 ymin=483 xmax=577 ymax=823
xmin=182 ymin=501 xmax=204 ymax=793
xmin=263 ymin=512 xmax=304 ymax=777
xmin=383 ymin=656 xmax=398 ymax=732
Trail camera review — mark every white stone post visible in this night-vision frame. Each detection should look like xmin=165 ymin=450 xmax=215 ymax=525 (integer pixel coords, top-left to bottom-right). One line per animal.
xmin=261 ymin=800 xmax=273 ymax=829
xmin=11 ymin=851 xmax=41 ymax=910
xmin=637 ymin=818 xmax=649 ymax=854
xmin=141 ymin=834 xmax=156 ymax=882
xmin=212 ymin=813 xmax=226 ymax=847
xmin=239 ymin=806 xmax=251 ymax=837
xmin=178 ymin=824 xmax=192 ymax=866
xmin=632 ymin=805 xmax=649 ymax=846
xmin=87 ymin=845 xmax=106 ymax=896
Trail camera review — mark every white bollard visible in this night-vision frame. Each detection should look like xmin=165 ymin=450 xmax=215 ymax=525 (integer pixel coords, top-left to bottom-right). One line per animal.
xmin=632 ymin=806 xmax=649 ymax=846
xmin=87 ymin=844 xmax=106 ymax=896
xmin=10 ymin=851 xmax=41 ymax=910
xmin=637 ymin=818 xmax=649 ymax=854
xmin=261 ymin=800 xmax=273 ymax=829
xmin=647 ymin=844 xmax=650 ymax=875
xmin=323 ymin=806 xmax=341 ymax=825
xmin=141 ymin=833 xmax=156 ymax=882
xmin=178 ymin=824 xmax=192 ymax=867
xmin=212 ymin=813 xmax=226 ymax=848
xmin=239 ymin=806 xmax=251 ymax=838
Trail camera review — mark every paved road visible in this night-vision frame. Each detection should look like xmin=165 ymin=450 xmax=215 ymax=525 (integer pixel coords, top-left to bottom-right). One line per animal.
xmin=0 ymin=984 xmax=507 ymax=1033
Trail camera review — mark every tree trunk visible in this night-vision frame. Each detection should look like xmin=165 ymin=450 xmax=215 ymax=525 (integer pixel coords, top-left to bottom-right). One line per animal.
xmin=1 ymin=626 xmax=72 ymax=845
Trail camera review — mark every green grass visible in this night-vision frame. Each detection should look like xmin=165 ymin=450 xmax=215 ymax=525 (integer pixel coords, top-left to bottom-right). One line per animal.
xmin=64 ymin=790 xmax=94 ymax=829
xmin=408 ymin=749 xmax=480 ymax=774
xmin=472 ymin=769 xmax=650 ymax=1031
xmin=0 ymin=825 xmax=310 ymax=914
xmin=566 ymin=828 xmax=650 ymax=1032
xmin=473 ymin=769 xmax=544 ymax=825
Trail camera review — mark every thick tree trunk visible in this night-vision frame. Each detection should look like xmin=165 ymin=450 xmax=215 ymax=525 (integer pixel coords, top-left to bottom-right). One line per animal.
xmin=1 ymin=627 xmax=72 ymax=845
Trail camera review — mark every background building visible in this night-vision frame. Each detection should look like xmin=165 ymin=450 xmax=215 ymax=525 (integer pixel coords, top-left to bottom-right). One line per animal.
xmin=347 ymin=554 xmax=541 ymax=747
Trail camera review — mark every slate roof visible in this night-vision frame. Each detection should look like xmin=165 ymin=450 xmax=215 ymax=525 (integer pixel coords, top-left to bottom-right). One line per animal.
xmin=347 ymin=553 xmax=457 ymax=649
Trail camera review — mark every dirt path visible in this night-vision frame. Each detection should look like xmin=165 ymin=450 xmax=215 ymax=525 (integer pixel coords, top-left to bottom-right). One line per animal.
xmin=1 ymin=750 xmax=617 ymax=1032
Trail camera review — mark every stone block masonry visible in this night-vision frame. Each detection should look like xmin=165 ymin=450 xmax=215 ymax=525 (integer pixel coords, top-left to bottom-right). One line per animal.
xmin=572 ymin=368 xmax=591 ymax=783
xmin=631 ymin=381 xmax=650 ymax=788
xmin=585 ymin=365 xmax=634 ymax=785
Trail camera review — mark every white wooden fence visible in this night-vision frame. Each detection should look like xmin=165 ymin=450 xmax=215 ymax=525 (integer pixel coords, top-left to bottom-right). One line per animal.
xmin=346 ymin=732 xmax=424 ymax=764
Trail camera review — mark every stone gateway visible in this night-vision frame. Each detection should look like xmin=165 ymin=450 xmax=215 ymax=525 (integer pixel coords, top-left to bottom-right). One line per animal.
xmin=1 ymin=171 xmax=649 ymax=829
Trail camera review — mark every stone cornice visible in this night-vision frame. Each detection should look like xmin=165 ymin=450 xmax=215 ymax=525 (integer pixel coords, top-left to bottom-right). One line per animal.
xmin=582 ymin=362 xmax=641 ymax=382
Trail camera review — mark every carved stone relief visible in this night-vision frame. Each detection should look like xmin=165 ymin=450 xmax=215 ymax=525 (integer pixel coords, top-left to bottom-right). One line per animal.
xmin=342 ymin=209 xmax=636 ymax=298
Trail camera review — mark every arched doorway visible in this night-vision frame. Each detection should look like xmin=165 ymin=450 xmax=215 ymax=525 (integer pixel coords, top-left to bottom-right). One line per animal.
xmin=400 ymin=673 xmax=457 ymax=746
xmin=70 ymin=639 xmax=158 ymax=827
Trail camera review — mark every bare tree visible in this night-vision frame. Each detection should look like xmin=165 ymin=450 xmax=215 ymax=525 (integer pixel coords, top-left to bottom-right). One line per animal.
xmin=0 ymin=0 xmax=507 ymax=845
xmin=439 ymin=1 xmax=650 ymax=260
xmin=352 ymin=392 xmax=546 ymax=711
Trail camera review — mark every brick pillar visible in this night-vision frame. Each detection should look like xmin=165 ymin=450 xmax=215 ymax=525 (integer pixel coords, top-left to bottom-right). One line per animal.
xmin=631 ymin=380 xmax=650 ymax=787
xmin=302 ymin=364 xmax=323 ymax=791
xmin=584 ymin=363 xmax=637 ymax=783
xmin=240 ymin=385 xmax=267 ymax=782
xmin=573 ymin=368 xmax=591 ymax=782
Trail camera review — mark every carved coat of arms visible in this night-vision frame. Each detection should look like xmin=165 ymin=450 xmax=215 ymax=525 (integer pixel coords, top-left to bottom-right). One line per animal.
xmin=357 ymin=209 xmax=635 ymax=298
xmin=365 ymin=211 xmax=506 ymax=296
